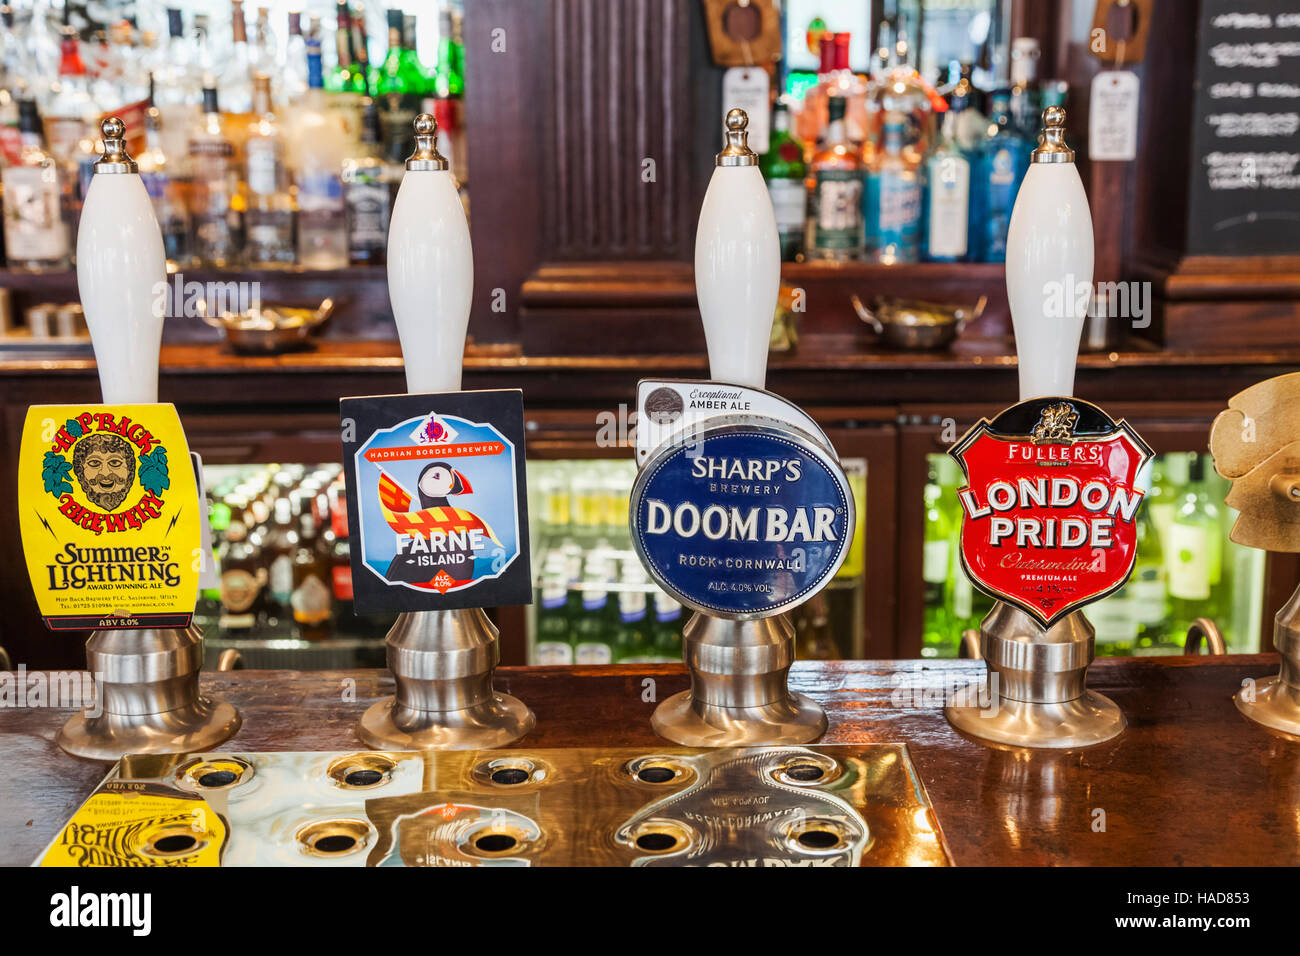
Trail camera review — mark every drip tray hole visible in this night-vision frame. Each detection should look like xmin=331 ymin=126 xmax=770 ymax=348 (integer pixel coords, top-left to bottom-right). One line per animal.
xmin=475 ymin=833 xmax=518 ymax=853
xmin=637 ymin=766 xmax=676 ymax=784
xmin=490 ymin=768 xmax=530 ymax=786
xmin=313 ymin=834 xmax=356 ymax=854
xmin=786 ymin=764 xmax=824 ymax=782
xmin=796 ymin=829 xmax=840 ymax=850
xmin=153 ymin=834 xmax=197 ymax=853
xmin=636 ymin=832 xmax=678 ymax=852
xmin=198 ymin=770 xmax=238 ymax=788
xmin=344 ymin=769 xmax=384 ymax=787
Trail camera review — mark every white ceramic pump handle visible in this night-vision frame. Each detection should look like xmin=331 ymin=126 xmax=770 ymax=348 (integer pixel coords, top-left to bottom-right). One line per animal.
xmin=694 ymin=108 xmax=781 ymax=391
xmin=387 ymin=113 xmax=473 ymax=395
xmin=77 ymin=117 xmax=167 ymax=405
xmin=1005 ymin=105 xmax=1094 ymax=402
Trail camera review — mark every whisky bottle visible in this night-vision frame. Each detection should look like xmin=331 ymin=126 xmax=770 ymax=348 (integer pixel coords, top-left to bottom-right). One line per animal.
xmin=341 ymin=98 xmax=392 ymax=265
xmin=189 ymin=86 xmax=243 ymax=267
xmin=137 ymin=104 xmax=194 ymax=269
xmin=807 ymin=94 xmax=864 ymax=261
xmin=2 ymin=99 xmax=70 ymax=271
xmin=244 ymin=73 xmax=295 ymax=267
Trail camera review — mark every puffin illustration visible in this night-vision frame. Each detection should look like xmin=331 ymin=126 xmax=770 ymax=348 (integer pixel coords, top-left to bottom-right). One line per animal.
xmin=416 ymin=461 xmax=473 ymax=509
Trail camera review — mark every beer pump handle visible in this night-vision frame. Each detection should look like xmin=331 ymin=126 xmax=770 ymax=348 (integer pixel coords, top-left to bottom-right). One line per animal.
xmin=76 ymin=117 xmax=167 ymax=405
xmin=1005 ymin=106 xmax=1094 ymax=402
xmin=694 ymin=108 xmax=781 ymax=390
xmin=387 ymin=113 xmax=472 ymax=394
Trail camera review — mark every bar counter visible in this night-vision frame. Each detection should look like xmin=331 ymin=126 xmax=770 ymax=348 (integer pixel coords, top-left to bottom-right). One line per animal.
xmin=4 ymin=655 xmax=1298 ymax=867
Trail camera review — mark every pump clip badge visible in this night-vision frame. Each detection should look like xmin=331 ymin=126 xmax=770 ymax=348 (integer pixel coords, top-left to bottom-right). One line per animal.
xmin=341 ymin=390 xmax=531 ymax=614
xmin=17 ymin=404 xmax=201 ymax=630
xmin=950 ymin=397 xmax=1153 ymax=627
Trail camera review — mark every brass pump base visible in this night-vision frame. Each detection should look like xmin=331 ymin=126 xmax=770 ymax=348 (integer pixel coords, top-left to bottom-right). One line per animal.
xmin=1235 ymin=581 xmax=1300 ymax=738
xmin=651 ymin=612 xmax=827 ymax=747
xmin=358 ymin=607 xmax=535 ymax=750
xmin=57 ymin=625 xmax=241 ymax=762
xmin=945 ymin=603 xmax=1125 ymax=750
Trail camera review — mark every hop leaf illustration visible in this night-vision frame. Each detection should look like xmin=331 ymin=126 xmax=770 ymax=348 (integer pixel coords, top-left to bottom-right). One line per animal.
xmin=64 ymin=417 xmax=85 ymax=439
xmin=138 ymin=445 xmax=170 ymax=496
xmin=42 ymin=451 xmax=72 ymax=497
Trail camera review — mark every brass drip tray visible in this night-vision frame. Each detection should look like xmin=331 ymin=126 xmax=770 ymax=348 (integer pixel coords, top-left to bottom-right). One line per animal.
xmin=36 ymin=745 xmax=950 ymax=867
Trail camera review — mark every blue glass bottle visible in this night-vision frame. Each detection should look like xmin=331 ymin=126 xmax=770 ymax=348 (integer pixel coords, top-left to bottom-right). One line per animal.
xmin=873 ymin=112 xmax=921 ymax=263
xmin=970 ymin=88 xmax=1029 ymax=263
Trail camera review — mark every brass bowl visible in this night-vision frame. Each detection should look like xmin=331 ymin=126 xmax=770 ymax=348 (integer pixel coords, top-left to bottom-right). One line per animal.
xmin=200 ymin=298 xmax=334 ymax=354
xmin=852 ymin=294 xmax=986 ymax=351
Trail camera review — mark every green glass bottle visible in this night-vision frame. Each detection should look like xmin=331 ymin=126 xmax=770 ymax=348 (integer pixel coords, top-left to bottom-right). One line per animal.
xmin=378 ymin=8 xmax=427 ymax=163
xmin=921 ymin=475 xmax=955 ymax=657
xmin=760 ymin=99 xmax=807 ymax=261
xmin=1166 ymin=455 xmax=1224 ymax=647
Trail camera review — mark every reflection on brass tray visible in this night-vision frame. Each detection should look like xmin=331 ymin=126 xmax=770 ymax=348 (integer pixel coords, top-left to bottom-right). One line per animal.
xmin=852 ymin=294 xmax=986 ymax=350
xmin=36 ymin=745 xmax=951 ymax=867
xmin=201 ymin=298 xmax=334 ymax=354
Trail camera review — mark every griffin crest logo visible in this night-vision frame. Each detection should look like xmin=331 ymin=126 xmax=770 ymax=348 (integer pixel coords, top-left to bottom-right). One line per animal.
xmin=1029 ymin=401 xmax=1079 ymax=445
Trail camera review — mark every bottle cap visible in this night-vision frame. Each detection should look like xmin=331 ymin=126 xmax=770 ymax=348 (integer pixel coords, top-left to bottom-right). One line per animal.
xmin=94 ymin=117 xmax=138 ymax=175
xmin=716 ymin=108 xmax=758 ymax=167
xmin=406 ymin=113 xmax=449 ymax=170
xmin=1031 ymin=105 xmax=1075 ymax=164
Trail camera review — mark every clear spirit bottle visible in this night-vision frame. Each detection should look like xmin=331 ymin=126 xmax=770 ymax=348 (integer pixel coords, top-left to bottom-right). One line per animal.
xmin=2 ymin=98 xmax=69 ymax=271
xmin=188 ymin=86 xmax=243 ymax=268
xmin=137 ymin=104 xmax=193 ymax=268
xmin=873 ymin=110 xmax=921 ymax=263
xmin=243 ymin=73 xmax=295 ymax=267
xmin=295 ymin=36 xmax=350 ymax=269
xmin=921 ymin=108 xmax=971 ymax=262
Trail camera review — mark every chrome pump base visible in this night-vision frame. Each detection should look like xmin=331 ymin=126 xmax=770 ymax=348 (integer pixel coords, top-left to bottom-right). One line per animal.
xmin=1236 ymin=581 xmax=1300 ymax=738
xmin=945 ymin=603 xmax=1125 ymax=750
xmin=651 ymin=612 xmax=827 ymax=747
xmin=359 ymin=608 xmax=535 ymax=750
xmin=57 ymin=624 xmax=241 ymax=761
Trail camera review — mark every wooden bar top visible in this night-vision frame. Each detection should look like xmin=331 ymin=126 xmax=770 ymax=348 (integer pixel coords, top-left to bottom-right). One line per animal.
xmin=3 ymin=655 xmax=1298 ymax=867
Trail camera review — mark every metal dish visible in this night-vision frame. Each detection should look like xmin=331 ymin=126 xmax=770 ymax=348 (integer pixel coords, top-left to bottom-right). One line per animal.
xmin=200 ymin=298 xmax=334 ymax=354
xmin=852 ymin=294 xmax=986 ymax=350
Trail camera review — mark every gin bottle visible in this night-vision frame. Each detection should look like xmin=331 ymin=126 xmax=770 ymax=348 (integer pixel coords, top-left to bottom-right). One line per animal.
xmin=2 ymin=99 xmax=69 ymax=271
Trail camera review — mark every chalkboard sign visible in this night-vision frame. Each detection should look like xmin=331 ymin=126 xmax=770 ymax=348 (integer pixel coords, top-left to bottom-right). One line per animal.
xmin=1186 ymin=0 xmax=1300 ymax=256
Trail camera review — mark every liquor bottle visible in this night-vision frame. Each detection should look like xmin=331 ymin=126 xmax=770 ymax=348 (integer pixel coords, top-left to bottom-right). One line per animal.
xmin=1166 ymin=455 xmax=1225 ymax=645
xmin=921 ymin=476 xmax=954 ymax=655
xmin=652 ymin=589 xmax=683 ymax=662
xmin=188 ymin=85 xmax=243 ymax=267
xmin=44 ymin=25 xmax=93 ymax=165
xmin=969 ymin=88 xmax=1029 ymax=263
xmin=195 ymin=493 xmax=227 ymax=631
xmin=219 ymin=497 xmax=267 ymax=634
xmin=154 ymin=9 xmax=199 ymax=176
xmin=251 ymin=5 xmax=276 ymax=76
xmin=431 ymin=5 xmax=467 ymax=181
xmin=244 ymin=73 xmax=295 ymax=267
xmin=282 ymin=11 xmax=309 ymax=106
xmin=262 ymin=495 xmax=297 ymax=631
xmin=3 ymin=99 xmax=69 ymax=271
xmin=220 ymin=0 xmax=254 ymax=117
xmin=341 ymin=98 xmax=392 ymax=265
xmin=1008 ymin=37 xmax=1042 ymax=151
xmin=806 ymin=94 xmax=864 ymax=262
xmin=136 ymin=103 xmax=193 ymax=268
xmin=327 ymin=2 xmax=356 ymax=93
xmin=327 ymin=481 xmax=356 ymax=625
xmin=295 ymin=37 xmax=350 ymax=269
xmin=872 ymin=110 xmax=921 ymax=263
xmin=291 ymin=502 xmax=334 ymax=641
xmin=572 ymin=558 xmax=614 ymax=665
xmin=377 ymin=8 xmax=424 ymax=163
xmin=534 ymin=559 xmax=575 ymax=664
xmin=947 ymin=63 xmax=988 ymax=153
xmin=796 ymin=32 xmax=867 ymax=155
xmin=921 ymin=107 xmax=971 ymax=262
xmin=614 ymin=570 xmax=651 ymax=663
xmin=759 ymin=99 xmax=806 ymax=261
xmin=794 ymin=593 xmax=840 ymax=660
xmin=1089 ymin=468 xmax=1168 ymax=655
